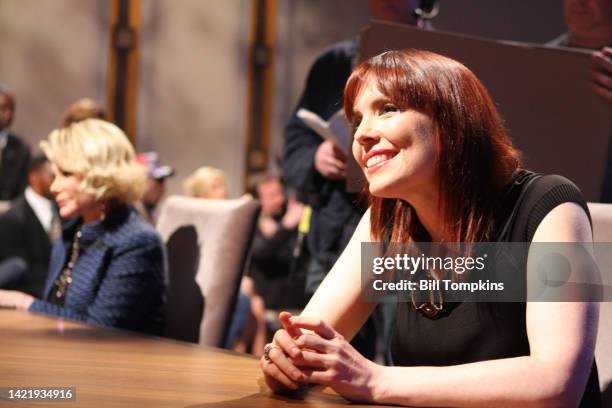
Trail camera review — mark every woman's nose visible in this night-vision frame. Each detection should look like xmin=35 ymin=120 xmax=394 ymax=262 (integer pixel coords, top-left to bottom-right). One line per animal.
xmin=49 ymin=177 xmax=60 ymax=195
xmin=354 ymin=119 xmax=380 ymax=149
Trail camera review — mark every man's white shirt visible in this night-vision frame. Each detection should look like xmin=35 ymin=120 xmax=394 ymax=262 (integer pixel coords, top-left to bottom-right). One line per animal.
xmin=24 ymin=186 xmax=54 ymax=233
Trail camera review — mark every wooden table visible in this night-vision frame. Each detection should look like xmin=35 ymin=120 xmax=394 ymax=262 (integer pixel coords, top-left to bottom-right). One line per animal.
xmin=0 ymin=309 xmax=384 ymax=407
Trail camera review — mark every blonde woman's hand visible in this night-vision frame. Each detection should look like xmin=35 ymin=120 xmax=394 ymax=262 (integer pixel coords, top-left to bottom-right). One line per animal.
xmin=288 ymin=315 xmax=383 ymax=403
xmin=0 ymin=290 xmax=34 ymax=310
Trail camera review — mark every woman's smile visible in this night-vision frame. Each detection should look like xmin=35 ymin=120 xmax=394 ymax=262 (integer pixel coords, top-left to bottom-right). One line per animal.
xmin=363 ymin=149 xmax=398 ymax=174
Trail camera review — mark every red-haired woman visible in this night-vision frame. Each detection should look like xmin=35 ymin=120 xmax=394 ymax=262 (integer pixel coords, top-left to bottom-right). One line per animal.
xmin=260 ymin=50 xmax=600 ymax=407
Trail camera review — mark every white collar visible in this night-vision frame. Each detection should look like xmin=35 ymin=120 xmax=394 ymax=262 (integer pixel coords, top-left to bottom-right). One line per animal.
xmin=24 ymin=186 xmax=54 ymax=232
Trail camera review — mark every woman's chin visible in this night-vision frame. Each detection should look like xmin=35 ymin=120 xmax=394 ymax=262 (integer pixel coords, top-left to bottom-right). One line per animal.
xmin=59 ymin=208 xmax=77 ymax=220
xmin=368 ymin=183 xmax=398 ymax=199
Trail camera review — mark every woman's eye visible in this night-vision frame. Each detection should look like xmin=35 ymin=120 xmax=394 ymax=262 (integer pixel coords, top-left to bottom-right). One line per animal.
xmin=352 ymin=117 xmax=362 ymax=131
xmin=382 ymin=103 xmax=399 ymax=113
xmin=57 ymin=168 xmax=73 ymax=177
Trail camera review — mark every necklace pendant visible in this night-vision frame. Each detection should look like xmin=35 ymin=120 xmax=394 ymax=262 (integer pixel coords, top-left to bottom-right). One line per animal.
xmin=420 ymin=303 xmax=439 ymax=318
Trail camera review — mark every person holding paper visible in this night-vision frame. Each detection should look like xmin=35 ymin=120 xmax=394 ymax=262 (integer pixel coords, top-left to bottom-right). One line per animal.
xmin=551 ymin=0 xmax=612 ymax=203
xmin=262 ymin=49 xmax=600 ymax=407
xmin=551 ymin=0 xmax=612 ymax=106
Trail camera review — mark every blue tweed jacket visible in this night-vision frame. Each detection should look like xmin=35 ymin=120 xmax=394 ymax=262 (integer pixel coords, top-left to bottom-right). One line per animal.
xmin=29 ymin=205 xmax=167 ymax=335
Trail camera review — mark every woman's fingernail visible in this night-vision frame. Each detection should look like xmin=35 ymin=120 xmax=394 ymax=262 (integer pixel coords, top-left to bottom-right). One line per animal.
xmin=290 ymin=347 xmax=300 ymax=357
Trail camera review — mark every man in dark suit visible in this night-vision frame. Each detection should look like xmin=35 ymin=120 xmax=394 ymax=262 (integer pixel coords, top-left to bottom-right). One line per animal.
xmin=0 ymin=155 xmax=57 ymax=297
xmin=0 ymin=86 xmax=30 ymax=201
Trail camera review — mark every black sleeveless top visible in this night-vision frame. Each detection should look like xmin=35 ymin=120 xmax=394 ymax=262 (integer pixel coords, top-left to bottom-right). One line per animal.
xmin=389 ymin=170 xmax=601 ymax=407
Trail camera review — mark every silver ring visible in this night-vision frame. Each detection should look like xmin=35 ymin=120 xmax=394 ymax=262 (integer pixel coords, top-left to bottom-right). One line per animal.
xmin=263 ymin=343 xmax=276 ymax=362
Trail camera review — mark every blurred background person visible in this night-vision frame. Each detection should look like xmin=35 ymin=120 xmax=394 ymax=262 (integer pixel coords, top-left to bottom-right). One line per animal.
xmin=0 ymin=85 xmax=30 ymax=201
xmin=0 ymin=119 xmax=167 ymax=335
xmin=182 ymin=166 xmax=229 ymax=199
xmin=61 ymin=97 xmax=107 ymax=127
xmin=247 ymin=174 xmax=307 ymax=314
xmin=550 ymin=0 xmax=612 ymax=203
xmin=0 ymin=155 xmax=58 ymax=297
xmin=137 ymin=151 xmax=175 ymax=225
xmin=552 ymin=0 xmax=612 ymax=107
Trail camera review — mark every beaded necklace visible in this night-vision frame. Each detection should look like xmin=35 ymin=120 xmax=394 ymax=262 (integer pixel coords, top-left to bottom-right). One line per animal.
xmin=53 ymin=228 xmax=82 ymax=301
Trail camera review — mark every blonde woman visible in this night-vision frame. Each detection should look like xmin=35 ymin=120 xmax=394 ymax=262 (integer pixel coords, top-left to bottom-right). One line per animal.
xmin=183 ymin=166 xmax=229 ymax=199
xmin=0 ymin=119 xmax=167 ymax=335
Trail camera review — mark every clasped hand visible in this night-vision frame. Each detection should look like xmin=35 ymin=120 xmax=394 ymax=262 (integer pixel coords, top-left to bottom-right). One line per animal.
xmin=260 ymin=311 xmax=383 ymax=403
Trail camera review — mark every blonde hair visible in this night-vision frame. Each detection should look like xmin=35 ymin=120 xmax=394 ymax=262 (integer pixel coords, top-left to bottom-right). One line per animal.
xmin=183 ymin=166 xmax=228 ymax=198
xmin=40 ymin=118 xmax=146 ymax=203
xmin=62 ymin=98 xmax=106 ymax=127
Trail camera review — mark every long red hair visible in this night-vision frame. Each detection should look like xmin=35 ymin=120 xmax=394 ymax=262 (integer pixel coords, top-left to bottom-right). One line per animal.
xmin=344 ymin=49 xmax=520 ymax=243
